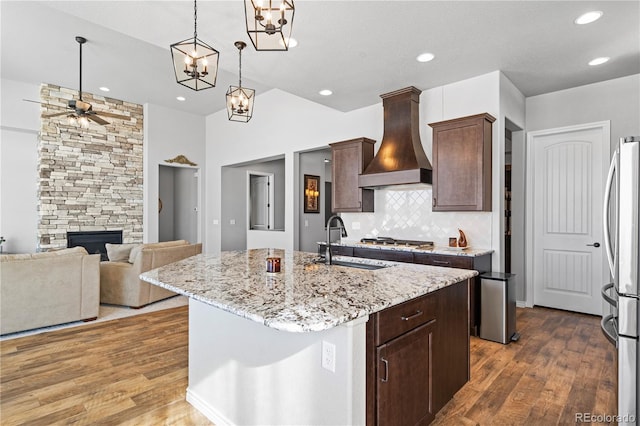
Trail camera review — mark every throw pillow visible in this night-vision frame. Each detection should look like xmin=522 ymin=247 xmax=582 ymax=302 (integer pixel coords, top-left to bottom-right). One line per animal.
xmin=128 ymin=244 xmax=144 ymax=264
xmin=106 ymin=243 xmax=139 ymax=262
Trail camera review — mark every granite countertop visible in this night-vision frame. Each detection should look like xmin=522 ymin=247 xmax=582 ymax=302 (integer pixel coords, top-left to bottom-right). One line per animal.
xmin=319 ymin=241 xmax=493 ymax=257
xmin=140 ymin=248 xmax=477 ymax=333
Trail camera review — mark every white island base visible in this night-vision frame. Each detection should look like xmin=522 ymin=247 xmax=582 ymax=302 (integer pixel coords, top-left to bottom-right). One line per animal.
xmin=187 ymin=299 xmax=368 ymax=426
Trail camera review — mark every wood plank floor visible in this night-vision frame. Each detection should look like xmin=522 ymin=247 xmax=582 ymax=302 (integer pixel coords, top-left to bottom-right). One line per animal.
xmin=1 ymin=306 xmax=616 ymax=425
xmin=432 ymin=306 xmax=617 ymax=426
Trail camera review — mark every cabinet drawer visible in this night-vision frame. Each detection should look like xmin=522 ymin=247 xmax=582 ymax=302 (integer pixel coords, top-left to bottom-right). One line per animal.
xmin=375 ymin=293 xmax=437 ymax=344
xmin=413 ymin=253 xmax=473 ymax=269
xmin=353 ymin=247 xmax=413 ymax=263
xmin=318 ymin=244 xmax=354 ymax=257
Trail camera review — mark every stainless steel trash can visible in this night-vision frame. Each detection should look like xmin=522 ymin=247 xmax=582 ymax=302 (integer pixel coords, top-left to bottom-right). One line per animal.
xmin=479 ymin=272 xmax=519 ymax=344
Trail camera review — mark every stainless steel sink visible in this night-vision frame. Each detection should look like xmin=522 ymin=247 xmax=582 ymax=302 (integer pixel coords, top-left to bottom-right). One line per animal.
xmin=331 ymin=260 xmax=388 ymax=270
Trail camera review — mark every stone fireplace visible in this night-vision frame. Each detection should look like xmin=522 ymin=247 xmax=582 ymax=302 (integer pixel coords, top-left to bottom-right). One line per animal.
xmin=37 ymin=83 xmax=144 ymax=250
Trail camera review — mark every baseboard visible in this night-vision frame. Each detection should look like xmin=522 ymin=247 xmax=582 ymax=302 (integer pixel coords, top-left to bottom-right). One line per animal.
xmin=516 ymin=301 xmax=527 ymax=308
xmin=186 ymin=387 xmax=235 ymax=426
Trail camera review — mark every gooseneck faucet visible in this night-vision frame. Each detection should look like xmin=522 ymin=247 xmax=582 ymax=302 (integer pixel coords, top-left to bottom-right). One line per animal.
xmin=325 ymin=214 xmax=348 ymax=265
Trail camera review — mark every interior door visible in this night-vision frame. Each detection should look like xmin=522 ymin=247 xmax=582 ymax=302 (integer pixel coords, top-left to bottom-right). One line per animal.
xmin=530 ymin=123 xmax=609 ymax=315
xmin=249 ymin=174 xmax=272 ymax=230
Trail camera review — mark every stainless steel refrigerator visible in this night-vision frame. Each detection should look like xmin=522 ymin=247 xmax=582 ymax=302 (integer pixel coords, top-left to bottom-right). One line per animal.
xmin=601 ymin=136 xmax=639 ymax=425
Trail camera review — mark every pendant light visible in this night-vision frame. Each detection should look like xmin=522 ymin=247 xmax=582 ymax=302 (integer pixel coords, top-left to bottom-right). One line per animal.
xmin=244 ymin=0 xmax=295 ymax=51
xmin=170 ymin=0 xmax=219 ymax=90
xmin=226 ymin=41 xmax=255 ymax=122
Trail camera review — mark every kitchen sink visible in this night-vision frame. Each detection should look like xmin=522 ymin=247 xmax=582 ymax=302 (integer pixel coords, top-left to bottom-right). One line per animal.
xmin=332 ymin=260 xmax=389 ymax=270
xmin=312 ymin=258 xmax=390 ymax=270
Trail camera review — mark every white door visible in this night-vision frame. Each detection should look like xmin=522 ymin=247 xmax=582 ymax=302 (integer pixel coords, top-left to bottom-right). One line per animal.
xmin=249 ymin=173 xmax=274 ymax=231
xmin=528 ymin=122 xmax=609 ymax=315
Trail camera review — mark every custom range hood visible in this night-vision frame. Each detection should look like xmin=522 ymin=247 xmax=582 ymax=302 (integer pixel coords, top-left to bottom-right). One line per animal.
xmin=358 ymin=86 xmax=432 ymax=188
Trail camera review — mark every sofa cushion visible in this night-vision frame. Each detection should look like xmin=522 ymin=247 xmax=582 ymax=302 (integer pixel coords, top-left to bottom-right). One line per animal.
xmin=106 ymin=243 xmax=140 ymax=262
xmin=128 ymin=240 xmax=188 ymax=263
xmin=32 ymin=246 xmax=88 ymax=259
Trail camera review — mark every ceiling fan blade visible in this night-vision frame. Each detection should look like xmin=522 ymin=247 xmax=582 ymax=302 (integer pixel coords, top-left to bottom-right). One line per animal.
xmin=86 ymin=114 xmax=109 ymax=125
xmin=96 ymin=111 xmax=130 ymax=120
xmin=42 ymin=111 xmax=71 ymax=118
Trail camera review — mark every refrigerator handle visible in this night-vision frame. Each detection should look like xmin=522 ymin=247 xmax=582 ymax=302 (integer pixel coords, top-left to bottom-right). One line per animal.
xmin=603 ymin=151 xmax=617 ymax=278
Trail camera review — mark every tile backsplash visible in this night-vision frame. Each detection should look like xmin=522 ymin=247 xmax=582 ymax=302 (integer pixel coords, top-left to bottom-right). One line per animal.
xmin=340 ymin=185 xmax=492 ymax=249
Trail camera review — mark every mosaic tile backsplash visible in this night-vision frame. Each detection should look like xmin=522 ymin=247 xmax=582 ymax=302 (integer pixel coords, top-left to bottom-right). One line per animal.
xmin=340 ymin=185 xmax=492 ymax=249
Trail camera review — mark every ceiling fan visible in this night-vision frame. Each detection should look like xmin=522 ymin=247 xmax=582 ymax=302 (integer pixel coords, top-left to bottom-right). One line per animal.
xmin=41 ymin=36 xmax=130 ymax=127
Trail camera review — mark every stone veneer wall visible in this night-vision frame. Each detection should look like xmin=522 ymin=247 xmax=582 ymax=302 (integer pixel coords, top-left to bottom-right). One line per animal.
xmin=38 ymin=83 xmax=144 ymax=250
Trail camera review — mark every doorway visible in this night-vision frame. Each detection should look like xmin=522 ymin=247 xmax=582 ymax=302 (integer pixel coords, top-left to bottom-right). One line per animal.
xmin=526 ymin=121 xmax=610 ymax=315
xmin=248 ymin=171 xmax=275 ymax=231
xmin=158 ymin=165 xmax=198 ymax=243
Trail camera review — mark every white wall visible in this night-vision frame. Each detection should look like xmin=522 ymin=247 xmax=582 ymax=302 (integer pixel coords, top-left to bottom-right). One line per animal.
xmin=205 ymin=89 xmax=381 ymax=254
xmin=221 ymin=158 xmax=286 ymax=251
xmin=143 ymin=103 xmax=205 ymax=244
xmin=526 ymin=74 xmax=640 ymax=148
xmin=205 ymin=74 xmax=521 ymax=272
xmin=0 ymin=79 xmax=41 ymax=253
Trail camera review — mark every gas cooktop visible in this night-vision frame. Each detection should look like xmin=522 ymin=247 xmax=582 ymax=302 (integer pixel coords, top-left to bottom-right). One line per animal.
xmin=359 ymin=237 xmax=434 ymax=248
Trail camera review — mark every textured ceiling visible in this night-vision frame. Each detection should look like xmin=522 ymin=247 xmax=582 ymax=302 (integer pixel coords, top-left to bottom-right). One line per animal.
xmin=1 ymin=1 xmax=638 ymax=116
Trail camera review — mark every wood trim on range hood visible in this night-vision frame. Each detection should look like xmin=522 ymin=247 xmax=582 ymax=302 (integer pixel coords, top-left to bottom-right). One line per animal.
xmin=358 ymin=86 xmax=432 ymax=188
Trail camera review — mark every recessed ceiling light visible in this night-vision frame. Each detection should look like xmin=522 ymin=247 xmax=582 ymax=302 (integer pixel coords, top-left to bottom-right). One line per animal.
xmin=589 ymin=57 xmax=610 ymax=66
xmin=416 ymin=52 xmax=435 ymax=63
xmin=99 ymin=86 xmax=110 ymax=92
xmin=176 ymin=96 xmax=186 ymax=101
xmin=575 ymin=11 xmax=603 ymax=25
xmin=279 ymin=37 xmax=298 ymax=48
xmin=319 ymin=89 xmax=332 ymax=96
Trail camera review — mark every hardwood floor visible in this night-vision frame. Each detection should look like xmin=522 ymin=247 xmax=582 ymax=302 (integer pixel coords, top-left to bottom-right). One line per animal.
xmin=1 ymin=306 xmax=616 ymax=425
xmin=433 ymin=306 xmax=617 ymax=426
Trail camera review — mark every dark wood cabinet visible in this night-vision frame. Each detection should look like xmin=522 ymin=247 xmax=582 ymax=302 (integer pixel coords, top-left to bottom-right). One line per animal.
xmin=353 ymin=246 xmax=414 ymax=263
xmin=377 ymin=320 xmax=437 ymax=426
xmin=317 ymin=243 xmax=354 ymax=257
xmin=329 ymin=138 xmax=376 ymax=212
xmin=366 ymin=280 xmax=469 ymax=426
xmin=429 ymin=113 xmax=495 ymax=211
xmin=413 ymin=251 xmax=491 ymax=337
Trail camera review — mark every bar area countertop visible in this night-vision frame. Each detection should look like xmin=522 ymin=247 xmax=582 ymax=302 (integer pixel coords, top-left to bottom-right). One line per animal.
xmin=319 ymin=240 xmax=494 ymax=257
xmin=140 ymin=248 xmax=477 ymax=333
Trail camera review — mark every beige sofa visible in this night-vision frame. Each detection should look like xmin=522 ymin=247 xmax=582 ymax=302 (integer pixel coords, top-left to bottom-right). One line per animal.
xmin=100 ymin=240 xmax=202 ymax=308
xmin=0 ymin=246 xmax=100 ymax=335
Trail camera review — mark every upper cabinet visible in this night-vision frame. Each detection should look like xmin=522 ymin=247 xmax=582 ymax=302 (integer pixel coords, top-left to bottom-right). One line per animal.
xmin=329 ymin=138 xmax=375 ymax=213
xmin=429 ymin=113 xmax=495 ymax=212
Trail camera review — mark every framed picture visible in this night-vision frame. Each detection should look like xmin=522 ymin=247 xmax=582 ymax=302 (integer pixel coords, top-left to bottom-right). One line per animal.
xmin=304 ymin=174 xmax=320 ymax=213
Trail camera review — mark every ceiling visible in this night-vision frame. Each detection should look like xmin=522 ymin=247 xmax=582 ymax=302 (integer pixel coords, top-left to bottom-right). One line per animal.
xmin=1 ymin=1 xmax=638 ymax=116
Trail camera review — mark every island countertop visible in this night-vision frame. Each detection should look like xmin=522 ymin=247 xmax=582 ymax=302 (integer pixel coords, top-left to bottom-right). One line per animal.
xmin=140 ymin=248 xmax=477 ymax=333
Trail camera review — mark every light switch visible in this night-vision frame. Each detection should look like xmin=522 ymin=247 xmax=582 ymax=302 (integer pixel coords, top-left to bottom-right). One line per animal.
xmin=230 ymin=219 xmax=236 ymax=225
xmin=213 ymin=219 xmax=219 ymax=225
xmin=305 ymin=220 xmax=309 ymax=227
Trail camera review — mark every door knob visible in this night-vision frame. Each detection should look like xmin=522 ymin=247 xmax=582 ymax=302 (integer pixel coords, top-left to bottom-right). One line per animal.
xmin=587 ymin=242 xmax=601 ymax=247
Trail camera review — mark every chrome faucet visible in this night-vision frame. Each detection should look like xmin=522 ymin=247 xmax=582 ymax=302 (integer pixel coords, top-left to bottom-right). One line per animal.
xmin=325 ymin=214 xmax=348 ymax=265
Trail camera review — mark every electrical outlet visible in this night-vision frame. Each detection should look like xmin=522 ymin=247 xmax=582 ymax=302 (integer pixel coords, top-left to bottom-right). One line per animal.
xmin=322 ymin=341 xmax=336 ymax=373
xmin=230 ymin=219 xmax=236 ymax=225
xmin=213 ymin=219 xmax=219 ymax=225
xmin=304 ymin=220 xmax=309 ymax=227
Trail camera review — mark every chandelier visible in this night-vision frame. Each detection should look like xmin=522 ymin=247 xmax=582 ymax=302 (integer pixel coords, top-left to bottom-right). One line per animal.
xmin=226 ymin=41 xmax=255 ymax=122
xmin=170 ymin=0 xmax=219 ymax=90
xmin=244 ymin=0 xmax=295 ymax=51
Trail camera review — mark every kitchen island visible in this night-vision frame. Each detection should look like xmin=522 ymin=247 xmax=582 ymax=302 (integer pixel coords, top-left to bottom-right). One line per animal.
xmin=140 ymin=248 xmax=477 ymax=425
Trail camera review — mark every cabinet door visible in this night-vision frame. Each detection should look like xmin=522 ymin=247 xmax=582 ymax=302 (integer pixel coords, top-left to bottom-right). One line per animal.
xmin=330 ymin=138 xmax=375 ymax=212
xmin=377 ymin=320 xmax=436 ymax=426
xmin=430 ymin=113 xmax=494 ymax=211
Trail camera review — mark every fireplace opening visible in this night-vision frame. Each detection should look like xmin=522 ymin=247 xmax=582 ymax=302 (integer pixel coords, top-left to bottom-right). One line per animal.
xmin=67 ymin=230 xmax=123 ymax=261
